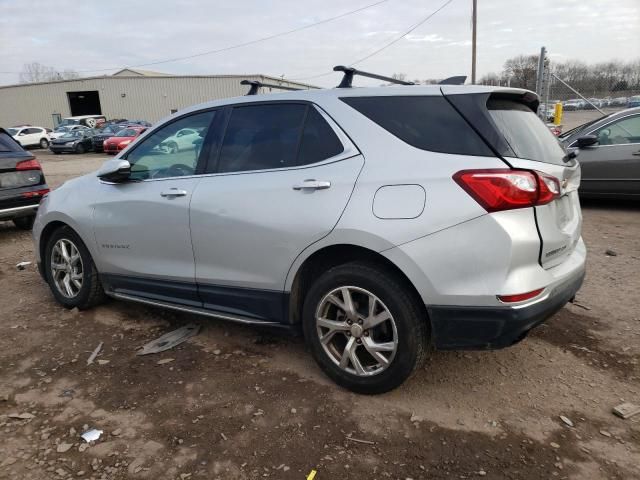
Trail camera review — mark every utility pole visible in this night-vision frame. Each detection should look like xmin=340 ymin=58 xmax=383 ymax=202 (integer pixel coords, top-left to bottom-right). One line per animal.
xmin=471 ymin=0 xmax=477 ymax=84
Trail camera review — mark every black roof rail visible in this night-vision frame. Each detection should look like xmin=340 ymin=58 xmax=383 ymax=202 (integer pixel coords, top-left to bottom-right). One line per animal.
xmin=333 ymin=65 xmax=415 ymax=88
xmin=240 ymin=80 xmax=302 ymax=96
xmin=438 ymin=75 xmax=467 ymax=85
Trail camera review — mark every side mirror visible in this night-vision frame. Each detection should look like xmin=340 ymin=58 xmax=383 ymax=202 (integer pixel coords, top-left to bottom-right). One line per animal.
xmin=97 ymin=159 xmax=131 ymax=183
xmin=576 ymin=135 xmax=598 ymax=148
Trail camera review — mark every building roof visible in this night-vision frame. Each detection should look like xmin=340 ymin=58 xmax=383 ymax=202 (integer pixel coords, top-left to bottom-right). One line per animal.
xmin=112 ymin=68 xmax=172 ymax=77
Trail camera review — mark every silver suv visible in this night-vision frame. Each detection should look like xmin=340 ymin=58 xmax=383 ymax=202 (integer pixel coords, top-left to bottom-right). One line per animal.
xmin=33 ymin=79 xmax=586 ymax=393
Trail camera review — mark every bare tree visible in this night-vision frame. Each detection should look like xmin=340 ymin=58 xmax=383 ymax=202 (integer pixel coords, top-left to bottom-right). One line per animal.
xmin=503 ymin=54 xmax=538 ymax=90
xmin=19 ymin=62 xmax=80 ymax=83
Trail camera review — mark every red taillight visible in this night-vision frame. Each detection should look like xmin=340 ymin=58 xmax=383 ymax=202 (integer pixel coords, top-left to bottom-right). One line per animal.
xmin=22 ymin=188 xmax=50 ymax=198
xmin=453 ymin=169 xmax=560 ymax=212
xmin=16 ymin=159 xmax=42 ymax=171
xmin=498 ymin=288 xmax=544 ymax=303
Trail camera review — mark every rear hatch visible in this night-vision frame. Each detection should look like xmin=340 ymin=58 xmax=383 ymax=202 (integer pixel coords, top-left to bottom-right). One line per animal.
xmin=0 ymin=129 xmax=47 ymax=204
xmin=444 ymin=88 xmax=582 ymax=269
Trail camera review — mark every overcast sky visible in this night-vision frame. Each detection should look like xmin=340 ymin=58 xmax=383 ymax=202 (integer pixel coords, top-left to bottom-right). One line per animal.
xmin=1 ymin=0 xmax=638 ymax=87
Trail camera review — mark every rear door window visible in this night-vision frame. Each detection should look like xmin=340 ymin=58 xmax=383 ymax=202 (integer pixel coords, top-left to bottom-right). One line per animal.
xmin=341 ymin=95 xmax=493 ymax=156
xmin=487 ymin=98 xmax=566 ymax=164
xmin=217 ymin=104 xmax=306 ymax=173
xmin=297 ymin=107 xmax=344 ymax=165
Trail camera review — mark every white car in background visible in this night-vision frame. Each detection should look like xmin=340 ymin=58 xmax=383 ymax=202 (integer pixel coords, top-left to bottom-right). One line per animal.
xmin=159 ymin=127 xmax=202 ymax=153
xmin=49 ymin=125 xmax=91 ymax=141
xmin=7 ymin=126 xmax=50 ymax=148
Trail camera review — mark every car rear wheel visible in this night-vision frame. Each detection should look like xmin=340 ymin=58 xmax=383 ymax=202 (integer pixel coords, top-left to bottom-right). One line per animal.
xmin=44 ymin=226 xmax=106 ymax=310
xmin=302 ymin=262 xmax=428 ymax=394
xmin=12 ymin=215 xmax=35 ymax=230
xmin=75 ymin=143 xmax=85 ymax=154
xmin=39 ymin=138 xmax=49 ymax=148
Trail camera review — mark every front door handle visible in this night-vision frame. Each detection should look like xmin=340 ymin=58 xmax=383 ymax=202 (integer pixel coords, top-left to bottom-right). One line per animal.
xmin=160 ymin=188 xmax=188 ymax=198
xmin=292 ymin=179 xmax=331 ymax=191
xmin=632 ymin=150 xmax=640 ymax=156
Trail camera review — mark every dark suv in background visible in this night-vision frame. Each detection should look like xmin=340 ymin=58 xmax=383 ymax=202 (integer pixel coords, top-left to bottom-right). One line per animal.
xmin=0 ymin=128 xmax=49 ymax=230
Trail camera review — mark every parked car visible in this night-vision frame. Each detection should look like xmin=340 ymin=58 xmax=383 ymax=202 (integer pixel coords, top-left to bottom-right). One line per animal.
xmin=628 ymin=96 xmax=640 ymax=108
xmin=49 ymin=125 xmax=91 ymax=141
xmin=6 ymin=126 xmax=50 ymax=149
xmin=103 ymin=127 xmax=147 ymax=154
xmin=92 ymin=124 xmax=125 ymax=153
xmin=562 ymin=99 xmax=585 ymax=111
xmin=49 ymin=129 xmax=95 ymax=154
xmin=33 ymin=84 xmax=585 ymax=393
xmin=0 ymin=128 xmax=49 ymax=229
xmin=560 ymin=107 xmax=640 ymax=199
xmin=58 ymin=115 xmax=106 ymax=128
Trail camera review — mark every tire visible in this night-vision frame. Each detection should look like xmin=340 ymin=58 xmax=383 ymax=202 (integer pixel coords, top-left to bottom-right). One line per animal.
xmin=12 ymin=215 xmax=35 ymax=230
xmin=302 ymin=262 xmax=428 ymax=394
xmin=168 ymin=142 xmax=178 ymax=154
xmin=75 ymin=143 xmax=85 ymax=154
xmin=44 ymin=226 xmax=106 ymax=310
xmin=40 ymin=138 xmax=49 ymax=149
xmin=53 ymin=151 xmax=61 ymax=155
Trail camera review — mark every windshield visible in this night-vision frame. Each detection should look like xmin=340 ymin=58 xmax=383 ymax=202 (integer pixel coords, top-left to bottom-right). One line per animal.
xmin=54 ymin=126 xmax=70 ymax=133
xmin=59 ymin=119 xmax=79 ymax=126
xmin=7 ymin=128 xmax=18 ymax=136
xmin=99 ymin=125 xmax=122 ymax=135
xmin=63 ymin=130 xmax=83 ymax=139
xmin=487 ymin=98 xmax=566 ymax=165
xmin=117 ymin=129 xmax=138 ymax=137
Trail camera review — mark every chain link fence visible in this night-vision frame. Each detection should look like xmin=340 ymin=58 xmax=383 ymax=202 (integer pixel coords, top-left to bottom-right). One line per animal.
xmin=536 ymin=48 xmax=640 ymax=132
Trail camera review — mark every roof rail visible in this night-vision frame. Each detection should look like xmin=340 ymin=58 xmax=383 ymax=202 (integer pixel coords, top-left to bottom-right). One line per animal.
xmin=438 ymin=76 xmax=467 ymax=85
xmin=333 ymin=65 xmax=415 ymax=88
xmin=240 ymin=80 xmax=302 ymax=96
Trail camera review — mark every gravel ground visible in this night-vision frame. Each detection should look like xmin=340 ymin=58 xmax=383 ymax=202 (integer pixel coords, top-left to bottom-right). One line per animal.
xmin=1 ymin=150 xmax=639 ymax=480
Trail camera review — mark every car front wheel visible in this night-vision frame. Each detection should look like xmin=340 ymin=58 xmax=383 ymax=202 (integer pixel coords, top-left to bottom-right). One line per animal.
xmin=303 ymin=262 xmax=428 ymax=394
xmin=40 ymin=138 xmax=49 ymax=148
xmin=44 ymin=226 xmax=106 ymax=309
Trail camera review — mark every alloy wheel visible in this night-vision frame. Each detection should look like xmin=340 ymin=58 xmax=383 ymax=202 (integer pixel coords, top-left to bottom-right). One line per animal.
xmin=50 ymin=238 xmax=84 ymax=298
xmin=315 ymin=286 xmax=398 ymax=377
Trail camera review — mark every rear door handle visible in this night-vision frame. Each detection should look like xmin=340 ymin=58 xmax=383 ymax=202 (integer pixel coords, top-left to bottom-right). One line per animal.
xmin=292 ymin=179 xmax=331 ymax=191
xmin=160 ymin=188 xmax=188 ymax=198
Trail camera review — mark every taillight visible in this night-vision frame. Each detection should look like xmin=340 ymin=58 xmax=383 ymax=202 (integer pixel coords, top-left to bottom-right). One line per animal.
xmin=16 ymin=159 xmax=42 ymax=171
xmin=453 ymin=169 xmax=560 ymax=212
xmin=498 ymin=288 xmax=544 ymax=303
xmin=22 ymin=188 xmax=50 ymax=198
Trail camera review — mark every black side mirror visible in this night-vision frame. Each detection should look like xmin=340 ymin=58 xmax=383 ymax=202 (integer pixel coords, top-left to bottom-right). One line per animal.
xmin=576 ymin=135 xmax=598 ymax=148
xmin=97 ymin=159 xmax=131 ymax=183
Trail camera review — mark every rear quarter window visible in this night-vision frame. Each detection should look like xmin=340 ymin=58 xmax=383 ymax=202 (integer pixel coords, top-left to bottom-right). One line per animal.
xmin=340 ymin=95 xmax=493 ymax=156
xmin=0 ymin=132 xmax=24 ymax=153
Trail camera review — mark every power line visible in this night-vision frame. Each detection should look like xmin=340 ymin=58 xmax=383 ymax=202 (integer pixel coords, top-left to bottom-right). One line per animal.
xmin=0 ymin=0 xmax=391 ymax=75
xmin=289 ymin=0 xmax=456 ymax=81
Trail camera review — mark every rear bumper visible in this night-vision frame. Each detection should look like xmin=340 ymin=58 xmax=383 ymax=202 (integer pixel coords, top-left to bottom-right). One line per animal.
xmin=0 ymin=203 xmax=38 ymax=220
xmin=428 ymin=268 xmax=585 ymax=350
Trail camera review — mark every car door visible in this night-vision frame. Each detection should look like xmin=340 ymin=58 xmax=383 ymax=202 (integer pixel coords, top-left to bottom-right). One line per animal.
xmin=189 ymin=103 xmax=363 ymax=322
xmin=92 ymin=109 xmax=218 ymax=307
xmin=578 ymin=113 xmax=640 ymax=196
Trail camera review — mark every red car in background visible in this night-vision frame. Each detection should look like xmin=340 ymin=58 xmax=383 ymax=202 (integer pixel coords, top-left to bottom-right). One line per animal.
xmin=103 ymin=126 xmax=147 ymax=154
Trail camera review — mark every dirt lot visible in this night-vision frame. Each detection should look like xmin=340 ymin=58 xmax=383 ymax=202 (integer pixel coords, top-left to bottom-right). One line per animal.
xmin=1 ymin=150 xmax=639 ymax=480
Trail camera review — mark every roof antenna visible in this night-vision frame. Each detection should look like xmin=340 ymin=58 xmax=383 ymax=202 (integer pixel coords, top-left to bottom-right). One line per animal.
xmin=438 ymin=76 xmax=467 ymax=85
xmin=241 ymin=80 xmax=303 ymax=95
xmin=333 ymin=65 xmax=415 ymax=88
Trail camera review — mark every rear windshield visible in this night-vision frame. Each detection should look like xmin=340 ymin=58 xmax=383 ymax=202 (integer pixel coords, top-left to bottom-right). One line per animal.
xmin=487 ymin=98 xmax=566 ymax=165
xmin=341 ymin=96 xmax=493 ymax=156
xmin=0 ymin=132 xmax=24 ymax=153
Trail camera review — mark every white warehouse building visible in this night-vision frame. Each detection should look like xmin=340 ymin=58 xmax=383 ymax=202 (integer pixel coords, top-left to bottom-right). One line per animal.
xmin=0 ymin=68 xmax=316 ymax=128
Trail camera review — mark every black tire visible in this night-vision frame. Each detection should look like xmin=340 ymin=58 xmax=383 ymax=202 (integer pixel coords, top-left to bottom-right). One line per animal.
xmin=168 ymin=142 xmax=178 ymax=154
xmin=44 ymin=226 xmax=106 ymax=310
xmin=12 ymin=215 xmax=35 ymax=230
xmin=302 ymin=262 xmax=428 ymax=394
xmin=53 ymin=151 xmax=61 ymax=155
xmin=40 ymin=138 xmax=49 ymax=149
xmin=75 ymin=143 xmax=85 ymax=154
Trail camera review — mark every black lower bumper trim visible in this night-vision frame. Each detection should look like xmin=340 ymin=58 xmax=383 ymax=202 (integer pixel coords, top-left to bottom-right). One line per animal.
xmin=428 ymin=270 xmax=585 ymax=350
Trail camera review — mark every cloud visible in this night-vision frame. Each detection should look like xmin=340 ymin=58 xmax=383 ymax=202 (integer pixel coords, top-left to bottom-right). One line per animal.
xmin=0 ymin=0 xmax=638 ymax=87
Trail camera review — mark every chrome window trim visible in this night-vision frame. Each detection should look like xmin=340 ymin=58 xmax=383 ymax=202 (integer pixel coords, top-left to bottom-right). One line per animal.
xmin=114 ymin=102 xmax=361 ymax=183
xmin=568 ymin=112 xmax=640 ymax=148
